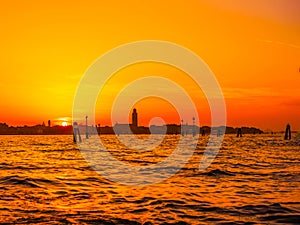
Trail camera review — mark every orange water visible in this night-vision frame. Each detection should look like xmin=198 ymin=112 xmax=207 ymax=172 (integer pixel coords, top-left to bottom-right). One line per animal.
xmin=0 ymin=134 xmax=299 ymax=224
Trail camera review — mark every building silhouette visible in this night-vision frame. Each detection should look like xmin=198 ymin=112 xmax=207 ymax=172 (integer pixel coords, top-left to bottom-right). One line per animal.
xmin=113 ymin=108 xmax=140 ymax=134
xmin=132 ymin=108 xmax=138 ymax=127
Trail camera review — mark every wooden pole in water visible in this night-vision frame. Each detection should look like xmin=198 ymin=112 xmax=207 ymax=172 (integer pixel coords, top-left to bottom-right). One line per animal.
xmin=73 ymin=122 xmax=82 ymax=143
xmin=85 ymin=116 xmax=89 ymax=139
xmin=284 ymin=123 xmax=291 ymax=140
xmin=237 ymin=128 xmax=242 ymax=137
xmin=73 ymin=130 xmax=76 ymax=143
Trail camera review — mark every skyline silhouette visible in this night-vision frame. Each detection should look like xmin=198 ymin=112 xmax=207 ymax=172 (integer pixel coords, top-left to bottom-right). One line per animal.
xmin=0 ymin=108 xmax=296 ymax=135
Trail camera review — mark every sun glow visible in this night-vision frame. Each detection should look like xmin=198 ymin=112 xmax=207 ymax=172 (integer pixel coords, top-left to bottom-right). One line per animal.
xmin=62 ymin=122 xmax=68 ymax=127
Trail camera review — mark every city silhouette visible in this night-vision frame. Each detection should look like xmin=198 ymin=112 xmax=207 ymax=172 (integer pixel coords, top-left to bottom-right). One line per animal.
xmin=0 ymin=108 xmax=265 ymax=136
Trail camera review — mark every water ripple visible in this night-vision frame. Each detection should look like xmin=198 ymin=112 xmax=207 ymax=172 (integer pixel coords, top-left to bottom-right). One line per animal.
xmin=0 ymin=134 xmax=299 ymax=224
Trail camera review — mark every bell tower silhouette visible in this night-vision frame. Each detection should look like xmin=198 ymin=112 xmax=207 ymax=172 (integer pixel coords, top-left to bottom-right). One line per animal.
xmin=132 ymin=108 xmax=138 ymax=127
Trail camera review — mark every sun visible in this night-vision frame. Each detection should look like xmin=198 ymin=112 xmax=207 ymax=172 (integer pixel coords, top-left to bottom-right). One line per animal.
xmin=62 ymin=121 xmax=68 ymax=127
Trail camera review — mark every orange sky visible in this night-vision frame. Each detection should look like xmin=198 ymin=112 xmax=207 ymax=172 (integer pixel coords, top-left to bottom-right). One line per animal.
xmin=0 ymin=0 xmax=299 ymax=131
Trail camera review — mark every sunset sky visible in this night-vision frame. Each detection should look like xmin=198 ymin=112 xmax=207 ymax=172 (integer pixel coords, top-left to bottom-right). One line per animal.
xmin=0 ymin=0 xmax=299 ymax=131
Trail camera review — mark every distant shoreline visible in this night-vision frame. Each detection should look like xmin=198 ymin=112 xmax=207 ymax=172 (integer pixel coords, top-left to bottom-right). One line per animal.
xmin=0 ymin=122 xmax=265 ymax=135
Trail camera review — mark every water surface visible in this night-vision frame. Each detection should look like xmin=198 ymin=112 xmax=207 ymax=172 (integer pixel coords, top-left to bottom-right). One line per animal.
xmin=0 ymin=134 xmax=299 ymax=224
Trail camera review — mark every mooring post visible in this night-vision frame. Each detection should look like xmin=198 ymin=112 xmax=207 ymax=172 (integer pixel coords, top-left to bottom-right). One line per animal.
xmin=73 ymin=122 xmax=82 ymax=143
xmin=237 ymin=128 xmax=242 ymax=137
xmin=85 ymin=115 xmax=89 ymax=139
xmin=73 ymin=122 xmax=77 ymax=143
xmin=284 ymin=123 xmax=291 ymax=140
xmin=73 ymin=131 xmax=76 ymax=143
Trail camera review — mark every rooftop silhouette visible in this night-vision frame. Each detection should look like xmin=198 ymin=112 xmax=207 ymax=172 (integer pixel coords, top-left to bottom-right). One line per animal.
xmin=0 ymin=121 xmax=265 ymax=136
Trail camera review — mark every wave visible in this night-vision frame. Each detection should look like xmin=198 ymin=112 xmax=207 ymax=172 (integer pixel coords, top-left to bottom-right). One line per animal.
xmin=0 ymin=175 xmax=60 ymax=188
xmin=202 ymin=169 xmax=236 ymax=177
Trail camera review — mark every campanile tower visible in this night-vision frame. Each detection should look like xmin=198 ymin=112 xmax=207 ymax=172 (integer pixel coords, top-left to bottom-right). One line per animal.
xmin=132 ymin=108 xmax=138 ymax=127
